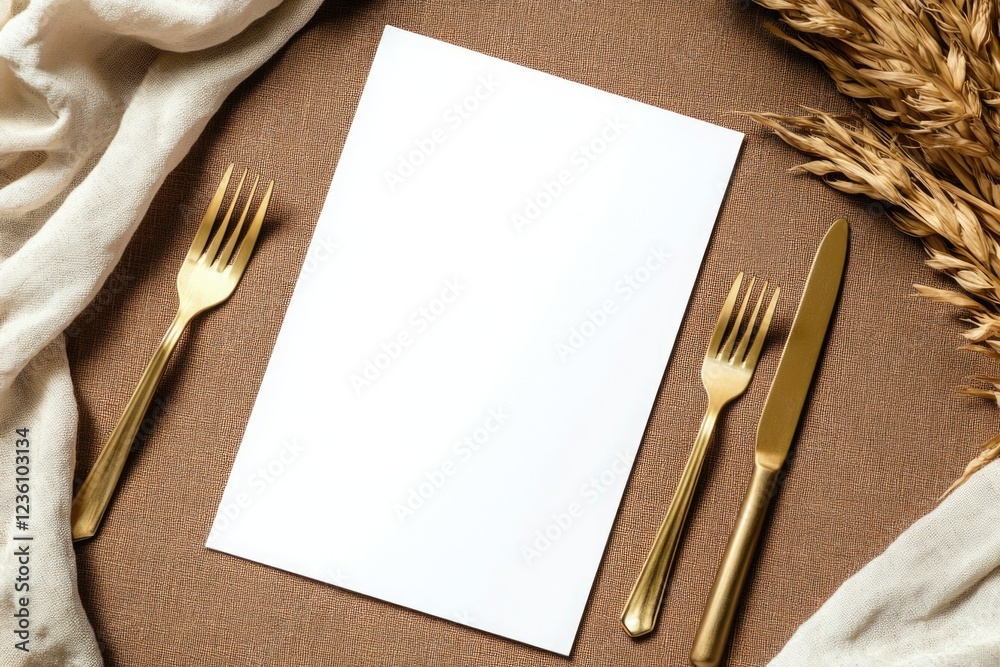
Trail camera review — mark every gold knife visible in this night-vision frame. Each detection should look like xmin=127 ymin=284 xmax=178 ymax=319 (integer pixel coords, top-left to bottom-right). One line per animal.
xmin=690 ymin=219 xmax=849 ymax=667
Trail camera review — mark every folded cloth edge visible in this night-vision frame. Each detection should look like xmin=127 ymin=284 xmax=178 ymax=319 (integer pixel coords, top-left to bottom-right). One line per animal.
xmin=770 ymin=458 xmax=1000 ymax=667
xmin=0 ymin=0 xmax=324 ymax=664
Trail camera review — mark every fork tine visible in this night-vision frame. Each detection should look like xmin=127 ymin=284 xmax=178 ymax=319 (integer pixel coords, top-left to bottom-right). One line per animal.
xmin=203 ymin=169 xmax=247 ymax=264
xmin=187 ymin=164 xmax=235 ymax=262
xmin=742 ymin=287 xmax=780 ymax=369
xmin=226 ymin=180 xmax=273 ymax=278
xmin=719 ymin=276 xmax=755 ymax=360
xmin=706 ymin=272 xmax=744 ymax=358
xmin=733 ymin=281 xmax=768 ymax=363
xmin=216 ymin=174 xmax=260 ymax=267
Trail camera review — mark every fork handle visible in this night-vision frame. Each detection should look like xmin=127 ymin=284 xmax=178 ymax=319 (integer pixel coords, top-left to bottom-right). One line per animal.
xmin=620 ymin=402 xmax=721 ymax=637
xmin=690 ymin=462 xmax=780 ymax=667
xmin=71 ymin=308 xmax=192 ymax=541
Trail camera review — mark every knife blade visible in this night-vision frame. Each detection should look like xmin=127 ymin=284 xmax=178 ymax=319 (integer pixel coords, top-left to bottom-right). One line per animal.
xmin=755 ymin=218 xmax=848 ymax=470
xmin=690 ymin=218 xmax=849 ymax=667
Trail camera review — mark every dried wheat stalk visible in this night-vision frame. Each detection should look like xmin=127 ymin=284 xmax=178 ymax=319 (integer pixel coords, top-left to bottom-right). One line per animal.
xmin=750 ymin=0 xmax=1000 ymax=494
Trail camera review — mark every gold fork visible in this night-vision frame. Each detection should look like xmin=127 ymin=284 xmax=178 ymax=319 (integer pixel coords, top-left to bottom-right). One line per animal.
xmin=71 ymin=164 xmax=274 ymax=542
xmin=621 ymin=272 xmax=779 ymax=637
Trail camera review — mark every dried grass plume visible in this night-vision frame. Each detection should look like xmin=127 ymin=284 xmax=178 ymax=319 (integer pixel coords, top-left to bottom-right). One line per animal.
xmin=751 ymin=0 xmax=1000 ymax=495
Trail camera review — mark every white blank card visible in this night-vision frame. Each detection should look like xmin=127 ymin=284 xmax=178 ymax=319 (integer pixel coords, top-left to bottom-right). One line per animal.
xmin=208 ymin=25 xmax=743 ymax=655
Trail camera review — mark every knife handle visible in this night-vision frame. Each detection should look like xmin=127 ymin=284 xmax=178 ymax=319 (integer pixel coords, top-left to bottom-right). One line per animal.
xmin=690 ymin=463 xmax=780 ymax=667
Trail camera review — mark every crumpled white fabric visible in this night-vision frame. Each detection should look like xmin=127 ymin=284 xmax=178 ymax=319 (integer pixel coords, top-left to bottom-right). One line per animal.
xmin=769 ymin=458 xmax=1000 ymax=666
xmin=0 ymin=0 xmax=321 ymax=664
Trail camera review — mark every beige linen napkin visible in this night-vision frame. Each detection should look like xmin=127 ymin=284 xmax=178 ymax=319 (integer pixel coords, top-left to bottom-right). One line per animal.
xmin=770 ymin=458 xmax=1000 ymax=666
xmin=0 ymin=0 xmax=321 ymax=664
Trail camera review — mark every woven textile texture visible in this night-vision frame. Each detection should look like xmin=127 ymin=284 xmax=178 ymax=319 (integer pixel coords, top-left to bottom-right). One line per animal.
xmin=69 ymin=1 xmax=1000 ymax=666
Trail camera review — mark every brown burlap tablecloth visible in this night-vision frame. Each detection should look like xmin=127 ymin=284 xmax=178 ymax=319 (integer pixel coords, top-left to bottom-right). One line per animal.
xmin=68 ymin=1 xmax=1000 ymax=665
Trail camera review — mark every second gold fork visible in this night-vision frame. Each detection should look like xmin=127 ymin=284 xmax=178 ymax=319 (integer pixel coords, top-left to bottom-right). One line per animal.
xmin=621 ymin=272 xmax=779 ymax=638
xmin=70 ymin=164 xmax=273 ymax=542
